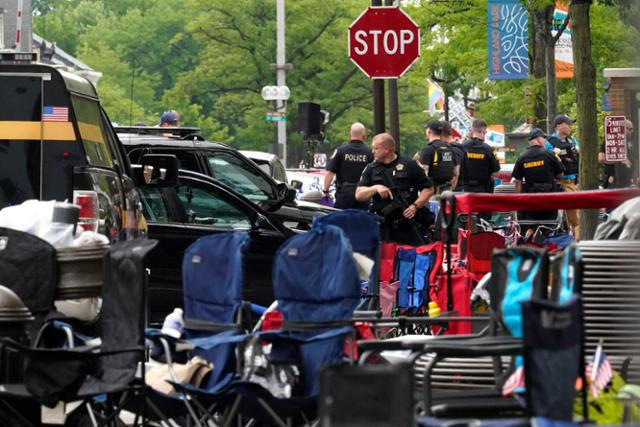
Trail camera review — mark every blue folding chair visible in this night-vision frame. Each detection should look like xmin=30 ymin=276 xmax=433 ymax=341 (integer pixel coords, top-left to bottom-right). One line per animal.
xmin=227 ymin=222 xmax=362 ymax=426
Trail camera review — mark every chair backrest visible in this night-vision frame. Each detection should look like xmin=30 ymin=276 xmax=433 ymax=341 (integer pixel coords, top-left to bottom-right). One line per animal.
xmin=0 ymin=227 xmax=56 ymax=338
xmin=273 ymin=224 xmax=360 ymax=322
xmin=522 ymin=296 xmax=583 ymax=421
xmin=467 ymin=231 xmax=505 ymax=277
xmin=313 ymin=209 xmax=380 ymax=283
xmin=489 ymin=246 xmax=549 ymax=337
xmin=182 ymin=232 xmax=250 ymax=389
xmin=183 ymin=232 xmax=250 ymax=324
xmin=99 ymin=239 xmax=158 ymax=384
xmin=319 ymin=364 xmax=414 ymax=427
xmin=273 ymin=224 xmax=361 ymax=396
xmin=549 ymin=244 xmax=581 ymax=303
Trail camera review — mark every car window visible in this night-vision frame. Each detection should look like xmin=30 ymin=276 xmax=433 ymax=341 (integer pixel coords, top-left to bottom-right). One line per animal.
xmin=70 ymin=95 xmax=113 ymax=167
xmin=176 ymin=180 xmax=252 ymax=229
xmin=137 ymin=187 xmax=172 ymax=223
xmin=153 ymin=149 xmax=200 ymax=172
xmin=272 ymin=159 xmax=287 ymax=183
xmin=205 ymin=152 xmax=274 ymax=201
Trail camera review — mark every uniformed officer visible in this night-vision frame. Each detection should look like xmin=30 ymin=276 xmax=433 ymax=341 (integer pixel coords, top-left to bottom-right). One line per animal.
xmin=513 ymin=128 xmax=565 ymax=222
xmin=418 ymin=120 xmax=459 ymax=194
xmin=441 ymin=120 xmax=466 ymax=192
xmin=323 ymin=122 xmax=373 ymax=209
xmin=462 ymin=119 xmax=500 ymax=193
xmin=356 ymin=133 xmax=434 ymax=245
xmin=546 ymin=114 xmax=580 ymax=238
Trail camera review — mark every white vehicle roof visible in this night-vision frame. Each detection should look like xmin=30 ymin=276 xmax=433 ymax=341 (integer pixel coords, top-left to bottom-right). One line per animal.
xmin=240 ymin=150 xmax=278 ymax=162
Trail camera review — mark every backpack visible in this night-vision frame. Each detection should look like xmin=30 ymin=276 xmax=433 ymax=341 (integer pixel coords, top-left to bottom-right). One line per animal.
xmin=430 ymin=142 xmax=455 ymax=182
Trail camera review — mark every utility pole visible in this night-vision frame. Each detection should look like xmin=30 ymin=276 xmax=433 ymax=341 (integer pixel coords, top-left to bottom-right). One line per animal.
xmin=372 ymin=0 xmax=385 ymax=136
xmin=385 ymin=0 xmax=400 ymax=153
xmin=276 ymin=0 xmax=288 ymax=167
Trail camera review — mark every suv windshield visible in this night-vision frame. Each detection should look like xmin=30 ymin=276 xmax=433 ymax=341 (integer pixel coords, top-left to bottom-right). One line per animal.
xmin=205 ymin=152 xmax=273 ymax=201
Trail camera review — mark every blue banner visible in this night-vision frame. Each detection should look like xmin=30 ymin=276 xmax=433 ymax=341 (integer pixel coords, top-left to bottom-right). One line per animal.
xmin=488 ymin=0 xmax=529 ymax=80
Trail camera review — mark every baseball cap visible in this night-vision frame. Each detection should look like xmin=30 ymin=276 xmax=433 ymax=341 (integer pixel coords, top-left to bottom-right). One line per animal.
xmin=553 ymin=114 xmax=575 ymax=127
xmin=160 ymin=110 xmax=179 ymax=125
xmin=528 ymin=128 xmax=548 ymax=140
xmin=426 ymin=120 xmax=443 ymax=134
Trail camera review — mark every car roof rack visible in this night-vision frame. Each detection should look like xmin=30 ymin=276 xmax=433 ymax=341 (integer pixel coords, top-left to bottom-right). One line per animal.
xmin=114 ymin=126 xmax=203 ymax=139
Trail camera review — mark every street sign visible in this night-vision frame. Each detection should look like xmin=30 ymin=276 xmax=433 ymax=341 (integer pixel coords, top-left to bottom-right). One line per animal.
xmin=604 ymin=115 xmax=627 ymax=162
xmin=266 ymin=111 xmax=287 ymax=122
xmin=348 ymin=7 xmax=420 ymax=79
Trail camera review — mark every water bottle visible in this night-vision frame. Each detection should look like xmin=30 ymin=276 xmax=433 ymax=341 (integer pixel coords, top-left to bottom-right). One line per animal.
xmin=161 ymin=308 xmax=184 ymax=339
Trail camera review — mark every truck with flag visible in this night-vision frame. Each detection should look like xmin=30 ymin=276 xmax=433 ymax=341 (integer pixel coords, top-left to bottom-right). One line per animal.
xmin=0 ymin=52 xmax=148 ymax=241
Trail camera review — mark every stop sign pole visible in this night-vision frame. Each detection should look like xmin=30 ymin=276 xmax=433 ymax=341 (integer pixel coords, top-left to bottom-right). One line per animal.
xmin=349 ymin=4 xmax=420 ymax=153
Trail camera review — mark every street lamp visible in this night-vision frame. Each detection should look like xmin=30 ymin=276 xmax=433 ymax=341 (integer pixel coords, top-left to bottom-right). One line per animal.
xmin=261 ymin=85 xmax=290 ymax=164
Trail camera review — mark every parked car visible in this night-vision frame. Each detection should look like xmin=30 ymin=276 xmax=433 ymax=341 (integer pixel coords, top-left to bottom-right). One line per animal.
xmin=240 ymin=150 xmax=288 ymax=184
xmin=118 ymin=127 xmax=335 ymax=230
xmin=286 ymin=168 xmax=337 ymax=200
xmin=0 ymin=56 xmax=147 ymax=241
xmin=136 ymin=168 xmax=294 ymax=322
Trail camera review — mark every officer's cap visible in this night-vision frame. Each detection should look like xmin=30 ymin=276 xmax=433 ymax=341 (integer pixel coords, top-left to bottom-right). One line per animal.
xmin=528 ymin=128 xmax=548 ymax=140
xmin=426 ymin=120 xmax=443 ymax=134
xmin=553 ymin=114 xmax=575 ymax=127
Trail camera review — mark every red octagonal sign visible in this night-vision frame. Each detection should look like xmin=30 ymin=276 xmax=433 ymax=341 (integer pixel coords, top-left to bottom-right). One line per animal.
xmin=348 ymin=7 xmax=420 ymax=79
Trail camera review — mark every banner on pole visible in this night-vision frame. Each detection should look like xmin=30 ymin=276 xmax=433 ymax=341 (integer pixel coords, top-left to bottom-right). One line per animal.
xmin=488 ymin=0 xmax=529 ymax=80
xmin=427 ymin=79 xmax=445 ymax=116
xmin=552 ymin=1 xmax=574 ymax=79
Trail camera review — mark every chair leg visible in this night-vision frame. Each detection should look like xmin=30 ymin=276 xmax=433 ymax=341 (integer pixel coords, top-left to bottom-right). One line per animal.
xmin=256 ymin=398 xmax=287 ymax=427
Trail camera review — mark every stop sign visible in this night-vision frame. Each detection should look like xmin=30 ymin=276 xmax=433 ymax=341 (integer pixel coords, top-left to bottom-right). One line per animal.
xmin=348 ymin=7 xmax=420 ymax=79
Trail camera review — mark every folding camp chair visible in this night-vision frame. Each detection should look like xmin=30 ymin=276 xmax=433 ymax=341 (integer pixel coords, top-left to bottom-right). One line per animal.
xmin=0 ymin=238 xmax=158 ymax=427
xmin=466 ymin=231 xmax=506 ymax=278
xmin=143 ymin=232 xmax=253 ymax=427
xmin=226 ymin=223 xmax=362 ymax=426
xmin=314 ymin=209 xmax=381 ymax=311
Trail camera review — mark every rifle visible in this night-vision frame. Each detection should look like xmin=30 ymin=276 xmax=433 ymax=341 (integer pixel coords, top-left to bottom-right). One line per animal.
xmin=379 ymin=168 xmax=427 ymax=245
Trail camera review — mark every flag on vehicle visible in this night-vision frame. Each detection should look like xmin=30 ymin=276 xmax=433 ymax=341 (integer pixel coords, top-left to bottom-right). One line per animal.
xmin=42 ymin=106 xmax=69 ymax=122
xmin=586 ymin=340 xmax=613 ymax=398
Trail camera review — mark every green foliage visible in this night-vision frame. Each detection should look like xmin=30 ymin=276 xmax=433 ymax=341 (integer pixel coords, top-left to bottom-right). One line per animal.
xmin=32 ymin=0 xmax=640 ymax=164
xmin=573 ymin=372 xmax=640 ymax=425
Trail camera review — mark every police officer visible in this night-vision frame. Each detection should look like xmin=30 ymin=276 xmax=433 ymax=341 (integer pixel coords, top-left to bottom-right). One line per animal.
xmin=513 ymin=128 xmax=565 ymax=222
xmin=323 ymin=122 xmax=373 ymax=209
xmin=546 ymin=114 xmax=580 ymax=238
xmin=441 ymin=120 xmax=466 ymax=192
xmin=356 ymin=133 xmax=434 ymax=245
xmin=462 ymin=119 xmax=500 ymax=193
xmin=419 ymin=120 xmax=459 ymax=194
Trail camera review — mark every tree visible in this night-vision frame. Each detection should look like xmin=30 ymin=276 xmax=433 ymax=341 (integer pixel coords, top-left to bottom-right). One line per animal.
xmin=571 ymin=0 xmax=598 ymax=239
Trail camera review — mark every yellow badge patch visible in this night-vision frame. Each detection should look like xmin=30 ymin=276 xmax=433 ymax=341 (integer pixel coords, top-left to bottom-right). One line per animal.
xmin=523 ymin=160 xmax=544 ymax=169
xmin=396 ymin=163 xmax=404 ymax=171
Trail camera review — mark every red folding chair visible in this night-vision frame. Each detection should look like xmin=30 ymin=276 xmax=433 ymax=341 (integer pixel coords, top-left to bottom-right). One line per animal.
xmin=466 ymin=232 xmax=506 ymax=278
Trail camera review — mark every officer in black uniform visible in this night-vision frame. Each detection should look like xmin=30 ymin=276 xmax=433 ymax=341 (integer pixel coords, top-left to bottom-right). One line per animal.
xmin=356 ymin=133 xmax=434 ymax=245
xmin=419 ymin=120 xmax=459 ymax=194
xmin=323 ymin=122 xmax=373 ymax=209
xmin=462 ymin=118 xmax=501 ymax=193
xmin=441 ymin=120 xmax=466 ymax=192
xmin=512 ymin=128 xmax=565 ymax=221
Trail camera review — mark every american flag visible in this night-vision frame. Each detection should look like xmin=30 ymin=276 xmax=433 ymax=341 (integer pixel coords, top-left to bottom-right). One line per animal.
xmin=502 ymin=365 xmax=525 ymax=396
xmin=42 ymin=106 xmax=69 ymax=122
xmin=586 ymin=343 xmax=613 ymax=398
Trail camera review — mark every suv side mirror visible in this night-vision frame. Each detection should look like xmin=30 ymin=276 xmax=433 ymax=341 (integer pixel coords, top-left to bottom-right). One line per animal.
xmin=277 ymin=182 xmax=297 ymax=204
xmin=132 ymin=154 xmax=179 ymax=187
xmin=290 ymin=179 xmax=303 ymax=190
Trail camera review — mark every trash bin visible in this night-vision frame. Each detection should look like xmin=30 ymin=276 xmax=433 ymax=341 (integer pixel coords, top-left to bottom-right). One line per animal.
xmin=56 ymin=245 xmax=108 ymax=300
xmin=0 ymin=285 xmax=34 ymax=383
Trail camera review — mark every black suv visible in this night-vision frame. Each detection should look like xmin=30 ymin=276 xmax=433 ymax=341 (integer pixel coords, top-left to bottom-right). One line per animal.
xmin=0 ymin=59 xmax=146 ymax=241
xmin=117 ymin=127 xmax=335 ymax=231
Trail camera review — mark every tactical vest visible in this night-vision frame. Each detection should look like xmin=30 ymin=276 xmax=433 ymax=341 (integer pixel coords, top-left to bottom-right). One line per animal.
xmin=547 ymin=136 xmax=579 ymax=175
xmin=520 ymin=149 xmax=556 ymax=193
xmin=429 ymin=142 xmax=455 ymax=182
